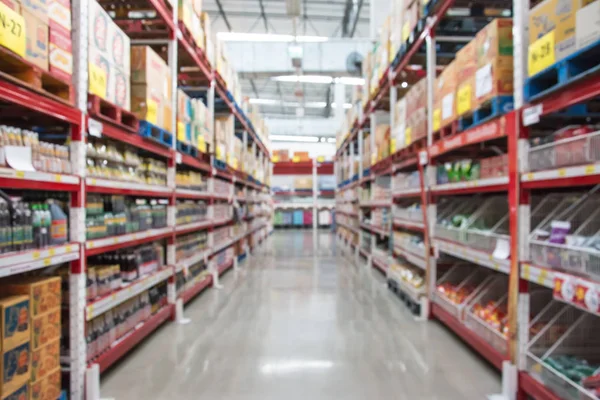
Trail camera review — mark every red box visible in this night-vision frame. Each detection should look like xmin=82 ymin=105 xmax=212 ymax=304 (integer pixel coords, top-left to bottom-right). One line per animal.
xmin=49 ymin=26 xmax=73 ymax=83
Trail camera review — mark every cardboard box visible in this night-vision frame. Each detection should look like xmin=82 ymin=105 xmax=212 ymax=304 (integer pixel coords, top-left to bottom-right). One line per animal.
xmin=0 ymin=296 xmax=30 ymax=351
xmin=433 ymin=61 xmax=457 ymax=128
xmin=23 ymin=10 xmax=49 ymax=71
xmin=163 ymin=104 xmax=174 ymax=133
xmin=0 ymin=0 xmax=19 ymax=11
xmin=30 ymin=366 xmax=60 ymax=400
xmin=30 ymin=339 xmax=59 ymax=382
xmin=293 ymin=151 xmax=310 ymax=162
xmin=456 ymin=40 xmax=477 ymax=84
xmin=528 ymin=0 xmax=581 ymax=61
xmin=576 ymin=0 xmax=600 ymax=50
xmin=131 ymin=46 xmax=170 ymax=104
xmin=31 ymin=309 xmax=60 ymax=350
xmin=1 ymin=383 xmax=28 ymax=400
xmin=131 ymin=84 xmax=164 ymax=124
xmin=47 ymin=0 xmax=70 ymax=33
xmin=22 ymin=0 xmax=48 ymax=24
xmin=294 ymin=177 xmax=313 ymax=190
xmin=474 ymin=55 xmax=513 ymax=107
xmin=192 ymin=0 xmax=202 ymax=15
xmin=48 ymin=26 xmax=72 ymax=82
xmin=2 ymin=278 xmax=61 ymax=318
xmin=1 ymin=342 xmax=30 ymax=395
xmin=179 ymin=0 xmax=194 ymax=35
xmin=88 ymin=0 xmax=130 ymax=73
xmin=476 ymin=19 xmax=513 ymax=65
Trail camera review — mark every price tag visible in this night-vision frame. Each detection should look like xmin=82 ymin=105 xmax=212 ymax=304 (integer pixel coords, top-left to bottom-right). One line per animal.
xmin=522 ymin=264 xmax=531 ymax=280
xmin=271 ymin=155 xmax=280 ymax=163
xmin=146 ymin=98 xmax=158 ymax=124
xmin=216 ymin=146 xmax=222 ymax=160
xmin=54 ymin=174 xmax=62 ymax=182
xmin=177 ymin=121 xmax=186 ymax=141
xmin=32 ymin=251 xmax=40 ymax=259
xmin=404 ymin=127 xmax=412 ymax=146
xmin=418 ymin=150 xmax=428 ymax=166
xmin=390 ymin=139 xmax=396 ymax=154
xmin=198 ymin=136 xmax=206 ymax=153
xmin=528 ymin=31 xmax=555 ymax=77
xmin=0 ymin=3 xmax=25 ymax=57
xmin=88 ymin=63 xmax=107 ymax=98
xmin=43 ymin=258 xmax=51 ymax=266
xmin=15 ymin=171 xmax=25 ymax=178
xmin=456 ymin=84 xmax=472 ymax=116
xmin=88 ymin=118 xmax=103 ymax=138
xmin=317 ymin=156 xmax=325 ymax=163
xmin=523 ymin=104 xmax=543 ymax=126
xmin=585 ymin=165 xmax=596 ymax=175
xmin=557 ymin=169 xmax=566 ymax=177
xmin=433 ymin=109 xmax=441 ymax=131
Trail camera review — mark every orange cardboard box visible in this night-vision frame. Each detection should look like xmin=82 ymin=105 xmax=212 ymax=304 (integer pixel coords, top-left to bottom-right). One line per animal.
xmin=48 ymin=0 xmax=70 ymax=33
xmin=435 ymin=61 xmax=458 ymax=128
xmin=30 ymin=339 xmax=59 ymax=382
xmin=2 ymin=277 xmax=61 ymax=317
xmin=476 ymin=19 xmax=513 ymax=66
xmin=31 ymin=309 xmax=60 ymax=351
xmin=23 ymin=10 xmax=49 ymax=71
xmin=30 ymin=367 xmax=60 ymax=400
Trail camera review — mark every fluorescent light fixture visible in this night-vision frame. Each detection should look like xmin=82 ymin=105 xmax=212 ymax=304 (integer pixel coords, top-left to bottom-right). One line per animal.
xmin=272 ymin=75 xmax=365 ymax=86
xmin=270 ymin=134 xmax=320 ymax=142
xmin=326 ymin=138 xmax=336 ymax=143
xmin=249 ymin=99 xmax=353 ymax=109
xmin=217 ymin=32 xmax=328 ymax=42
xmin=249 ymin=98 xmax=280 ymax=105
xmin=401 ymin=82 xmax=408 ymax=88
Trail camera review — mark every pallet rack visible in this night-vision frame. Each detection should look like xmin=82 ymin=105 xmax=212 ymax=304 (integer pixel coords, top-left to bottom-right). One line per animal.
xmin=0 ymin=0 xmax=273 ymax=397
xmin=335 ymin=0 xmax=600 ymax=398
xmin=272 ymin=160 xmax=335 ymax=229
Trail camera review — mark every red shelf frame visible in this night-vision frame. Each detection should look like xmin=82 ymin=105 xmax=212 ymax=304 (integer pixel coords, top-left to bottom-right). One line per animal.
xmin=181 ymin=275 xmax=213 ymax=305
xmin=0 ymin=176 xmax=80 ymax=192
xmin=94 ymin=305 xmax=173 ymax=373
xmin=432 ymin=303 xmax=507 ymax=370
xmin=518 ymin=372 xmax=563 ymax=400
xmin=273 ymin=161 xmax=334 ymax=175
xmin=392 ymin=219 xmax=425 ymax=233
xmin=86 ymin=229 xmax=174 ymax=256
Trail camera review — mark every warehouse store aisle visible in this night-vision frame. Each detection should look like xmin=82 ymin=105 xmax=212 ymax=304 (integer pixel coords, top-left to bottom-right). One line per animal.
xmin=101 ymin=230 xmax=500 ymax=399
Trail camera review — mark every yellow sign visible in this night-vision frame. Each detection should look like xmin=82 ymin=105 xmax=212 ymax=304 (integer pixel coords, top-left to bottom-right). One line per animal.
xmin=0 ymin=3 xmax=25 ymax=58
xmin=177 ymin=121 xmax=186 ymax=141
xmin=457 ymin=84 xmax=472 ymax=116
xmin=292 ymin=155 xmax=300 ymax=162
xmin=198 ymin=136 xmax=206 ymax=153
xmin=317 ymin=156 xmax=325 ymax=162
xmin=528 ymin=31 xmax=555 ymax=77
xmin=433 ymin=109 xmax=441 ymax=131
xmin=390 ymin=138 xmax=396 ymax=154
xmin=216 ymin=145 xmax=223 ymax=160
xmin=272 ymin=155 xmax=280 ymax=163
xmin=88 ymin=63 xmax=107 ymax=99
xmin=404 ymin=127 xmax=412 ymax=146
xmin=146 ymin=98 xmax=158 ymax=124
xmin=402 ymin=22 xmax=410 ymax=42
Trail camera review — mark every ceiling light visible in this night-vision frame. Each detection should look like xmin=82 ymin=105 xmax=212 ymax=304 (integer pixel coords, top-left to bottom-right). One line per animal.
xmin=270 ymin=134 xmax=320 ymax=142
xmin=335 ymin=77 xmax=365 ymax=86
xmin=273 ymin=75 xmax=334 ymax=84
xmin=401 ymin=82 xmax=408 ymax=88
xmin=249 ymin=98 xmax=280 ymax=105
xmin=217 ymin=32 xmax=328 ymax=43
xmin=326 ymin=138 xmax=336 ymax=143
xmin=320 ymin=137 xmax=326 ymax=142
xmin=249 ymin=99 xmax=353 ymax=109
xmin=331 ymin=102 xmax=353 ymax=109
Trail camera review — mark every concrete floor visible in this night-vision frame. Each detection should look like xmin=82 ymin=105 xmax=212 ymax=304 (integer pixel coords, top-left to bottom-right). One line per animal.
xmin=101 ymin=229 xmax=500 ymax=399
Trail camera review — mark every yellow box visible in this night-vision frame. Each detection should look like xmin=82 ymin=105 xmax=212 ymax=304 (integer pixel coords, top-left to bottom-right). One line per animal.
xmin=528 ymin=0 xmax=582 ymax=61
xmin=1 ymin=383 xmax=28 ymax=400
xmin=0 ymin=296 xmax=30 ymax=351
xmin=30 ymin=339 xmax=59 ymax=382
xmin=30 ymin=366 xmax=60 ymax=400
xmin=31 ymin=309 xmax=60 ymax=351
xmin=2 ymin=277 xmax=61 ymax=318
xmin=1 ymin=341 xmax=30 ymax=396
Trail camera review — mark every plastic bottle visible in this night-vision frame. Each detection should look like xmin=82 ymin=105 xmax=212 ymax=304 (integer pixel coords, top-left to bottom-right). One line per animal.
xmin=42 ymin=204 xmax=52 ymax=247
xmin=11 ymin=200 xmax=23 ymax=252
xmin=23 ymin=203 xmax=32 ymax=250
xmin=32 ymin=204 xmax=42 ymax=248
xmin=0 ymin=201 xmax=8 ymax=253
xmin=48 ymin=200 xmax=68 ymax=245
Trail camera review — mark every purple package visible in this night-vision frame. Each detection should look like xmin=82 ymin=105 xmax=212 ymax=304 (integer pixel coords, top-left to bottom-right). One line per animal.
xmin=549 ymin=220 xmax=571 ymax=244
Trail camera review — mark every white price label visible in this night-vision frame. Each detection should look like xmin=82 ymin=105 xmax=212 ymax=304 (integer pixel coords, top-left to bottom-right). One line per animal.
xmin=523 ymin=104 xmax=543 ymax=126
xmin=475 ymin=63 xmax=493 ymax=98
xmin=176 ymin=153 xmax=182 ymax=164
xmin=418 ymin=150 xmax=428 ymax=166
xmin=88 ymin=118 xmax=103 ymax=138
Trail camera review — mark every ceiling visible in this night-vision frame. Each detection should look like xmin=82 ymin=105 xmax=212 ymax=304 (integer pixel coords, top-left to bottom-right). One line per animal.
xmin=202 ymin=0 xmax=371 ymax=119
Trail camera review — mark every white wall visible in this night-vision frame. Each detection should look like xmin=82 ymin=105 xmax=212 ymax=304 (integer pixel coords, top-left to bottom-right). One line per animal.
xmin=271 ymin=142 xmax=336 ymax=159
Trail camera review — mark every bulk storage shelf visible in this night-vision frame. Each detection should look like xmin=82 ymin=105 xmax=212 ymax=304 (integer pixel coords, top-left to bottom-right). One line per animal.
xmin=359 ymin=200 xmax=392 ymax=208
xmin=85 ymin=178 xmax=174 ymax=197
xmin=0 ymin=243 xmax=80 ymax=278
xmin=392 ymin=217 xmax=425 ymax=232
xmin=387 ymin=266 xmax=425 ymax=304
xmin=360 ymin=223 xmax=390 ymax=237
xmin=393 ymin=245 xmax=427 ymax=270
xmin=86 ymin=268 xmax=174 ymax=320
xmin=372 ymin=256 xmax=388 ymax=274
xmin=86 ymin=227 xmax=174 ymax=256
xmin=392 ymin=187 xmax=422 ymax=198
xmin=430 ymin=176 xmax=509 ymax=196
xmin=175 ymin=188 xmax=213 ymax=200
xmin=0 ymin=169 xmax=80 ymax=192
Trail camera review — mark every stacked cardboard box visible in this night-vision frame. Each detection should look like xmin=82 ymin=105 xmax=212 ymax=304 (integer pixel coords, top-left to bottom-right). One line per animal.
xmin=88 ymin=0 xmax=131 ymax=110
xmin=405 ymin=78 xmax=427 ymax=146
xmin=215 ymin=115 xmax=234 ymax=163
xmin=272 ymin=150 xmax=289 ymax=163
xmin=2 ymin=277 xmax=62 ymax=400
xmin=191 ymin=98 xmax=212 ymax=152
xmin=48 ymin=0 xmax=72 ymax=81
xmin=433 ymin=61 xmax=457 ymax=131
xmin=393 ymin=98 xmax=407 ymax=150
xmin=130 ymin=46 xmax=173 ymax=132
xmin=455 ymin=41 xmax=476 ymax=117
xmin=293 ymin=151 xmax=310 ymax=162
xmin=389 ymin=0 xmax=405 ymax=63
xmin=0 ymin=296 xmax=31 ymax=399
xmin=231 ymin=136 xmax=242 ymax=170
xmin=177 ymin=89 xmax=192 ymax=144
xmin=179 ymin=0 xmax=205 ymax=50
xmin=474 ymin=19 xmax=513 ymax=107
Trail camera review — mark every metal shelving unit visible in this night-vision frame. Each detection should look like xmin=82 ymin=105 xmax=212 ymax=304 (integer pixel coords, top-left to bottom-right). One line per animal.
xmin=0 ymin=0 xmax=273 ymax=396
xmin=334 ymin=0 xmax=600 ymax=397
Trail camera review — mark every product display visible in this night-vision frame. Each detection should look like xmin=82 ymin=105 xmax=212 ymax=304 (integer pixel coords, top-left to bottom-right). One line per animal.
xmin=176 ymin=231 xmax=208 ymax=262
xmin=176 ymin=201 xmax=208 ymax=225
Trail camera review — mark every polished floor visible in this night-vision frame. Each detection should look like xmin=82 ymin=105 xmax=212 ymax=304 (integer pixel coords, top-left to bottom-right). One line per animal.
xmin=102 ymin=230 xmax=500 ymax=399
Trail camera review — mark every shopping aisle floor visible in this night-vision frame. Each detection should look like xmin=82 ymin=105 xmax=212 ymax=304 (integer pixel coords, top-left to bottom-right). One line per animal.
xmin=101 ymin=230 xmax=500 ymax=399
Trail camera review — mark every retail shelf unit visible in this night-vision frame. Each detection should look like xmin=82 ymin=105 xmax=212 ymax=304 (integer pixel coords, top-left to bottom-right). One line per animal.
xmin=335 ymin=0 xmax=600 ymax=397
xmin=272 ymin=160 xmax=335 ymax=229
xmin=0 ymin=0 xmax=272 ymax=397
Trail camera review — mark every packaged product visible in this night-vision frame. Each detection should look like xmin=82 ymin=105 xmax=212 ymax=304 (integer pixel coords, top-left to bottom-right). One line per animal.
xmin=49 ymin=26 xmax=73 ymax=82
xmin=21 ymin=0 xmax=48 ymax=24
xmin=23 ymin=10 xmax=49 ymax=71
xmin=30 ymin=366 xmax=60 ymax=400
xmin=0 ymin=296 xmax=30 ymax=350
xmin=30 ymin=339 xmax=59 ymax=381
xmin=48 ymin=0 xmax=71 ymax=32
xmin=31 ymin=309 xmax=60 ymax=350
xmin=455 ymin=41 xmax=477 ymax=116
xmin=0 ymin=342 xmax=30 ymax=395
xmin=1 ymin=383 xmax=28 ymax=400
xmin=1 ymin=277 xmax=61 ymax=317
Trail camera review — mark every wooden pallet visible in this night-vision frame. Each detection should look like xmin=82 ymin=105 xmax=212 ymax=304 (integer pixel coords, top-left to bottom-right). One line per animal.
xmin=0 ymin=45 xmax=74 ymax=105
xmin=88 ymin=94 xmax=139 ymax=132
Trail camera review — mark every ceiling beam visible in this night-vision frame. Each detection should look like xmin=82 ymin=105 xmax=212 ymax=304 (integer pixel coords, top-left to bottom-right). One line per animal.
xmin=258 ymin=0 xmax=269 ymax=31
xmin=341 ymin=0 xmax=353 ymax=37
xmin=250 ymin=79 xmax=260 ymax=98
xmin=349 ymin=0 xmax=364 ymax=37
xmin=214 ymin=0 xmax=232 ymax=31
xmin=275 ymin=81 xmax=285 ymax=114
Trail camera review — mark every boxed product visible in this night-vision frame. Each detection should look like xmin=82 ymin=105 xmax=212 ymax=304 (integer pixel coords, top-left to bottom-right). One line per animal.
xmin=434 ymin=61 xmax=457 ymax=128
xmin=0 ymin=296 xmax=30 ymax=350
xmin=88 ymin=0 xmax=131 ymax=109
xmin=576 ymin=0 xmax=600 ymax=50
xmin=192 ymin=0 xmax=202 ymax=15
xmin=272 ymin=149 xmax=289 ymax=162
xmin=1 ymin=342 xmax=30 ymax=395
xmin=474 ymin=19 xmax=514 ymax=106
xmin=48 ymin=0 xmax=70 ymax=32
xmin=0 ymin=0 xmax=19 ymax=11
xmin=374 ymin=124 xmax=390 ymax=160
xmin=131 ymin=85 xmax=164 ymax=126
xmin=293 ymin=151 xmax=309 ymax=162
xmin=49 ymin=26 xmax=72 ymax=82
xmin=1 ymin=383 xmax=28 ymax=400
xmin=31 ymin=309 xmax=60 ymax=350
xmin=1 ymin=277 xmax=61 ymax=317
xmin=30 ymin=367 xmax=60 ymax=400
xmin=528 ymin=0 xmax=581 ymax=63
xmin=294 ymin=177 xmax=313 ymax=190
xmin=30 ymin=339 xmax=59 ymax=381
xmin=455 ymin=40 xmax=477 ymax=116
xmin=405 ymin=78 xmax=427 ymax=116
xmin=23 ymin=10 xmax=49 ymax=71
xmin=179 ymin=0 xmax=194 ymax=36
xmin=131 ymin=46 xmax=170 ymax=102
xmin=406 ymin=108 xmax=427 ymax=145
xmin=21 ymin=0 xmax=48 ymax=24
